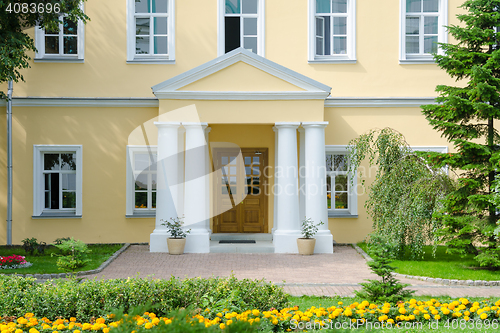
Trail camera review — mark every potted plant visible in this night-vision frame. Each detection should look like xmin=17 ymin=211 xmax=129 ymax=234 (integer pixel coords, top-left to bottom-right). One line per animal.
xmin=161 ymin=217 xmax=190 ymax=255
xmin=297 ymin=218 xmax=324 ymax=255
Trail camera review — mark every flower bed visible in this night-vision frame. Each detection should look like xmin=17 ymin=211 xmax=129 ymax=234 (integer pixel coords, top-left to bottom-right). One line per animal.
xmin=2 ymin=298 xmax=500 ymax=332
xmin=0 ymin=255 xmax=31 ymax=270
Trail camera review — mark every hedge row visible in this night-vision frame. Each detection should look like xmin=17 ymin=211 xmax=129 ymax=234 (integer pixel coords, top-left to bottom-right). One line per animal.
xmin=0 ymin=275 xmax=289 ymax=321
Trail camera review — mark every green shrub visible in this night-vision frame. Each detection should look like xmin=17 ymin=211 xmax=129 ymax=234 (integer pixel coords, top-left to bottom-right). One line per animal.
xmin=51 ymin=238 xmax=91 ymax=272
xmin=0 ymin=275 xmax=289 ymax=321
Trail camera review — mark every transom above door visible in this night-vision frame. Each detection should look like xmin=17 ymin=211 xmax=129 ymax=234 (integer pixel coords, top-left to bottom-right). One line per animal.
xmin=213 ymin=148 xmax=268 ymax=233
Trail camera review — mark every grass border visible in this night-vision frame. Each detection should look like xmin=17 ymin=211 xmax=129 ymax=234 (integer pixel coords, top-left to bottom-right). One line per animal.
xmin=352 ymin=243 xmax=500 ymax=287
xmin=1 ymin=243 xmax=130 ymax=280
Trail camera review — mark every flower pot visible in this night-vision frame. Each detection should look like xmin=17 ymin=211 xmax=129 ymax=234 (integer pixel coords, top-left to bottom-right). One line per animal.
xmin=297 ymin=238 xmax=316 ymax=255
xmin=167 ymin=238 xmax=186 ymax=255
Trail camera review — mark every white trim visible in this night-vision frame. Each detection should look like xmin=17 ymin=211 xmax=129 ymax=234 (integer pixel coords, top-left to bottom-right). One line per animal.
xmin=126 ymin=145 xmax=158 ymax=216
xmin=154 ymin=91 xmax=330 ymax=100
xmin=33 ymin=145 xmax=83 ymax=217
xmin=217 ymin=0 xmax=265 ymax=57
xmin=399 ymin=0 xmax=448 ymax=63
xmin=308 ymin=0 xmax=356 ymax=63
xmin=324 ymin=97 xmax=438 ymax=107
xmin=152 ymin=47 xmax=331 ymax=99
xmin=127 ymin=0 xmax=175 ymax=62
xmin=5 ymin=97 xmax=159 ymax=107
xmin=325 ymin=145 xmax=358 ymax=217
xmin=410 ymin=146 xmax=448 ymax=154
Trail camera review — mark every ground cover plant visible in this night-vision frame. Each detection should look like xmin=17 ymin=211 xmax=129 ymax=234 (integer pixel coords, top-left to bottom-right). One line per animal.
xmin=0 ymin=243 xmax=123 ymax=274
xmin=358 ymin=243 xmax=500 ymax=281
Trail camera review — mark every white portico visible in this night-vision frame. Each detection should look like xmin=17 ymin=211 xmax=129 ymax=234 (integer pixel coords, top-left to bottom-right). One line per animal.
xmin=149 ymin=48 xmax=334 ymax=253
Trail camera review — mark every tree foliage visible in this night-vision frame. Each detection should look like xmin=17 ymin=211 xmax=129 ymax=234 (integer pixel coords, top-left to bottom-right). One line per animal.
xmin=420 ymin=0 xmax=500 ymax=267
xmin=348 ymin=128 xmax=455 ymax=260
xmin=0 ymin=0 xmax=88 ymax=99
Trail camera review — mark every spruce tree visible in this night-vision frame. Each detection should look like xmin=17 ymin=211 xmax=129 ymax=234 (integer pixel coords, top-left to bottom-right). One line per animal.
xmin=421 ymin=0 xmax=500 ymax=267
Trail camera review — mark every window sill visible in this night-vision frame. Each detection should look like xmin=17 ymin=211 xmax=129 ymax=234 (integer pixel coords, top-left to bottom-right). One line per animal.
xmin=126 ymin=213 xmax=156 ymax=218
xmin=308 ymin=59 xmax=356 ymax=64
xmin=34 ymin=58 xmax=84 ymax=64
xmin=33 ymin=213 xmax=82 ymax=219
xmin=328 ymin=212 xmax=358 ymax=218
xmin=127 ymin=59 xmax=175 ymax=65
xmin=399 ymin=59 xmax=436 ymax=65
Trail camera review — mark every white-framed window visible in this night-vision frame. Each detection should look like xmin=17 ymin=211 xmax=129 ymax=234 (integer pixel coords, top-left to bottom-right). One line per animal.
xmin=34 ymin=6 xmax=85 ymax=62
xmin=218 ymin=0 xmax=265 ymax=57
xmin=127 ymin=0 xmax=175 ymax=63
xmin=308 ymin=0 xmax=356 ymax=63
xmin=400 ymin=0 xmax=448 ymax=64
xmin=126 ymin=146 xmax=157 ymax=216
xmin=33 ymin=145 xmax=83 ymax=217
xmin=326 ymin=146 xmax=357 ymax=217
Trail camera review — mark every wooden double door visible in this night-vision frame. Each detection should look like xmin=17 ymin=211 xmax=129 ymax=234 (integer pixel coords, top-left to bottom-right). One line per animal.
xmin=213 ymin=148 xmax=268 ymax=233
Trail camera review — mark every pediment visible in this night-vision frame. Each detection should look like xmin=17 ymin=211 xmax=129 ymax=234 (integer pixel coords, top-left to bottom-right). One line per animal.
xmin=152 ymin=48 xmax=331 ymax=100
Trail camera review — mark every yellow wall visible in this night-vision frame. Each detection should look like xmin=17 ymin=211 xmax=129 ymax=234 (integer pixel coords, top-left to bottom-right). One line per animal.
xmin=8 ymin=0 xmax=464 ymax=98
xmin=8 ymin=106 xmax=158 ymax=244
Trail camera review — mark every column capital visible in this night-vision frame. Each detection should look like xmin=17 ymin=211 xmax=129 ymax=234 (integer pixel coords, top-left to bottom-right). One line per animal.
xmin=301 ymin=121 xmax=329 ymax=129
xmin=154 ymin=121 xmax=181 ymax=129
xmin=275 ymin=122 xmax=301 ymax=129
xmin=182 ymin=122 xmax=208 ymax=129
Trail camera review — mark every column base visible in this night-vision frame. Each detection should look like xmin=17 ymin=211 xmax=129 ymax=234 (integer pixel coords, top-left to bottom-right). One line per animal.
xmin=313 ymin=232 xmax=334 ymax=254
xmin=185 ymin=231 xmax=210 ymax=253
xmin=273 ymin=231 xmax=301 ymax=253
xmin=150 ymin=232 xmax=169 ymax=252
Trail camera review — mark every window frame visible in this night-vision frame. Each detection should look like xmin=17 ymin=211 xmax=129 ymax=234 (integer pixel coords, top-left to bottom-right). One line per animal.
xmin=308 ymin=0 xmax=356 ymax=64
xmin=399 ymin=0 xmax=448 ymax=64
xmin=126 ymin=146 xmax=158 ymax=217
xmin=33 ymin=145 xmax=83 ymax=217
xmin=127 ymin=0 xmax=175 ymax=64
xmin=34 ymin=4 xmax=85 ymax=63
xmin=217 ymin=0 xmax=265 ymax=57
xmin=326 ymin=145 xmax=358 ymax=218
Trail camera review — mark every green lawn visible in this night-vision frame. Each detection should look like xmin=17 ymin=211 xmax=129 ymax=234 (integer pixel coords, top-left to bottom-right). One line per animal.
xmin=0 ymin=243 xmax=124 ymax=274
xmin=357 ymin=243 xmax=500 ymax=281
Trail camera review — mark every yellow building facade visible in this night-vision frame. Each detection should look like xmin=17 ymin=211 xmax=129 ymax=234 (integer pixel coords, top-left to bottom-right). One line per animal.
xmin=0 ymin=0 xmax=462 ymax=252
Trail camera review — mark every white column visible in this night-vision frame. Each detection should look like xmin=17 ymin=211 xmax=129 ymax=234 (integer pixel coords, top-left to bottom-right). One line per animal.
xmin=183 ymin=122 xmax=210 ymax=253
xmin=298 ymin=127 xmax=306 ymax=222
xmin=302 ymin=122 xmax=333 ymax=254
xmin=272 ymin=126 xmax=278 ymax=234
xmin=176 ymin=128 xmax=185 ymax=218
xmin=273 ymin=122 xmax=301 ymax=253
xmin=150 ymin=122 xmax=181 ymax=252
xmin=205 ymin=127 xmax=212 ymax=235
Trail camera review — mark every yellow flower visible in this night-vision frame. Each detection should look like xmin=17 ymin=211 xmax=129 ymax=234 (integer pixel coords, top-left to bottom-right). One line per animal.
xmin=424 ymin=314 xmax=430 ymax=320
xmin=434 ymin=315 xmax=441 ymax=320
xmin=219 ymin=323 xmax=225 ymax=329
xmin=29 ymin=329 xmax=40 ymax=333
xmin=144 ymin=323 xmax=153 ymax=329
xmin=480 ymin=313 xmax=488 ymax=320
xmin=103 ymin=329 xmax=110 ymax=333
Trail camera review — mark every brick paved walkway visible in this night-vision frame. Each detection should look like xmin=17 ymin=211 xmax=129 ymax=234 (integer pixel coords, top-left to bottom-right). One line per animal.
xmin=88 ymin=245 xmax=500 ymax=298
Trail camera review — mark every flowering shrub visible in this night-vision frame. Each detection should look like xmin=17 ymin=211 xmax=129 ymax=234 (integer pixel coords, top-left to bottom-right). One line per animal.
xmin=0 ymin=255 xmax=27 ymax=269
xmin=3 ymin=298 xmax=500 ymax=332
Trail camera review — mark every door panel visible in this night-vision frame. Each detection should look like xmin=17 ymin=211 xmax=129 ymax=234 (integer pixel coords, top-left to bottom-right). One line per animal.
xmin=214 ymin=148 xmax=268 ymax=233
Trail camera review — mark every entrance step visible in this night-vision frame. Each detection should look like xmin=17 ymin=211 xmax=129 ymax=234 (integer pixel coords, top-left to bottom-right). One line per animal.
xmin=210 ymin=233 xmax=273 ymax=242
xmin=209 ymin=240 xmax=275 ymax=253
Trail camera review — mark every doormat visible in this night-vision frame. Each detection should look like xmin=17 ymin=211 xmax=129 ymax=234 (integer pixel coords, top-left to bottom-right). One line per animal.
xmin=219 ymin=240 xmax=256 ymax=244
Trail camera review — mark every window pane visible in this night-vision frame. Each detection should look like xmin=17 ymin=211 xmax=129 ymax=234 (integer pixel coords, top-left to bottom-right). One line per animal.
xmin=316 ymin=0 xmax=330 ymax=13
xmin=135 ymin=0 xmax=150 ymax=13
xmin=229 ymin=166 xmax=237 ymax=175
xmin=229 ymin=176 xmax=237 ymax=185
xmin=406 ymin=17 xmax=419 ymax=34
xmin=332 ymin=0 xmax=347 ymax=13
xmin=242 ymin=0 xmax=257 ymax=14
xmin=316 ymin=17 xmax=324 ymax=37
xmin=243 ymin=17 xmax=257 ymax=35
xmin=245 ymin=166 xmax=251 ymax=174
xmin=136 ymin=18 xmax=150 ymax=35
xmin=316 ymin=37 xmax=324 ymax=55
xmin=333 ymin=17 xmax=347 ymax=35
xmin=151 ymin=173 xmax=157 ymax=190
xmin=45 ymin=36 xmax=59 ymax=54
xmin=406 ymin=36 xmax=419 ymax=53
xmin=423 ymin=0 xmax=438 ymax=12
xmin=62 ymin=192 xmax=76 ymax=208
xmin=63 ymin=18 xmax=77 ymax=35
xmin=226 ymin=0 xmax=240 ymax=14
xmin=222 ymin=156 xmax=229 ymax=165
xmin=335 ymin=192 xmax=348 ymax=209
xmin=136 ymin=36 xmax=149 ymax=54
xmin=244 ymin=156 xmax=251 ymax=164
xmin=152 ymin=0 xmax=168 ymax=13
xmin=424 ymin=16 xmax=438 ymax=34
xmin=225 ymin=17 xmax=241 ymax=53
xmin=406 ymin=0 xmax=421 ymax=12
xmin=154 ymin=36 xmax=168 ymax=54
xmin=424 ymin=35 xmax=438 ymax=53
xmin=135 ymin=192 xmax=147 ymax=208
xmin=50 ymin=173 xmax=60 ymax=209
xmin=63 ymin=37 xmax=78 ymax=54
xmin=61 ymin=174 xmax=76 ymax=191
xmin=45 ymin=191 xmax=50 ymax=209
xmin=333 ymin=36 xmax=346 ymax=54
xmin=134 ymin=153 xmax=150 ymax=171
xmin=150 ymin=153 xmax=157 ymax=170
xmin=45 ymin=174 xmax=50 ymax=190
xmin=335 ymin=175 xmax=348 ymax=191
xmin=60 ymin=153 xmax=76 ymax=170
xmin=243 ymin=36 xmax=257 ymax=53
xmin=253 ymin=156 xmax=259 ymax=164
xmin=44 ymin=154 xmax=60 ymax=170
xmin=152 ymin=191 xmax=156 ymax=208
xmin=135 ymin=174 xmax=148 ymax=190
xmin=154 ymin=17 xmax=168 ymax=34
